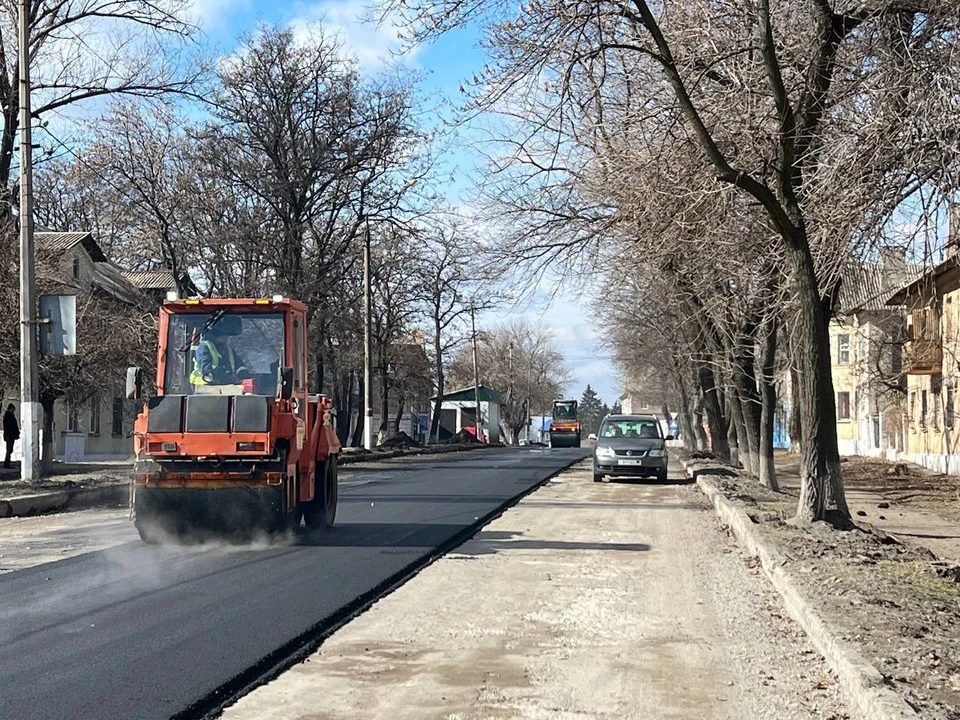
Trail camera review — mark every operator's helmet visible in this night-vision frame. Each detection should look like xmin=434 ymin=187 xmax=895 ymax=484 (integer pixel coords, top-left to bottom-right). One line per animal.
xmin=210 ymin=315 xmax=242 ymax=336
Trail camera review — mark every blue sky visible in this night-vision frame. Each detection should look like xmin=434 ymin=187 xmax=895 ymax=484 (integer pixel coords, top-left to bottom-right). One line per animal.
xmin=188 ymin=0 xmax=621 ymax=407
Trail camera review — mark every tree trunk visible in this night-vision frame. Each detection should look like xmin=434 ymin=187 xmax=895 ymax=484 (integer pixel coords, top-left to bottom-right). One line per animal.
xmin=759 ymin=318 xmax=779 ymax=490
xmin=676 ymin=375 xmax=697 ymax=451
xmin=699 ymin=362 xmax=730 ymax=461
xmin=40 ymin=394 xmax=56 ymax=474
xmin=350 ymin=375 xmax=365 ymax=448
xmin=734 ymin=354 xmax=762 ymax=477
xmin=378 ymin=368 xmax=390 ymax=443
xmin=728 ymin=393 xmax=745 ymax=469
xmin=429 ymin=322 xmax=445 ymax=445
xmin=693 ymin=388 xmax=709 ymax=451
xmin=315 ymin=346 xmax=324 ymax=395
xmin=788 ymin=242 xmax=847 ymax=522
xmin=660 ymin=400 xmax=671 ymax=437
xmin=393 ymin=391 xmax=405 ymax=434
xmin=789 ymin=366 xmax=801 ymax=454
xmin=336 ymin=371 xmax=353 ymax=445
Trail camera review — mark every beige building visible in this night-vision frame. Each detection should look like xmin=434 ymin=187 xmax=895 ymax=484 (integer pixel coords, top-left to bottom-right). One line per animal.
xmin=617 ymin=391 xmax=670 ymax=436
xmin=830 ymin=256 xmax=916 ymax=456
xmin=887 ymin=256 xmax=960 ymax=473
xmin=3 ymin=232 xmax=171 ymax=462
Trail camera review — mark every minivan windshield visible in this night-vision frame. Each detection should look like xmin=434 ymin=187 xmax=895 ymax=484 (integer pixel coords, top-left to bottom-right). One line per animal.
xmin=163 ymin=312 xmax=285 ymax=395
xmin=599 ymin=418 xmax=662 ymax=440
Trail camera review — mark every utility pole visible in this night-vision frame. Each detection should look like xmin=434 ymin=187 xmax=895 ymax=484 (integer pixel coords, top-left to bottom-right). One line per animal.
xmin=471 ymin=306 xmax=482 ymax=442
xmin=508 ymin=341 xmax=514 ymax=443
xmin=18 ymin=0 xmax=40 ymax=480
xmin=362 ymin=220 xmax=373 ymax=451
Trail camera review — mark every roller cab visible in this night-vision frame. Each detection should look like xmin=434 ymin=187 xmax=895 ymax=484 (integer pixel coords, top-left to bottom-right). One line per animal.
xmin=549 ymin=399 xmax=582 ymax=448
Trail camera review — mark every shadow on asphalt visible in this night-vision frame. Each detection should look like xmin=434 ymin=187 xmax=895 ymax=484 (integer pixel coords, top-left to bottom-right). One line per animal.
xmin=295 ymin=522 xmax=471 ymax=548
xmin=341 ymin=494 xmax=533 ymax=504
xmin=293 ymin=524 xmax=652 ymax=554
xmin=526 ymin=501 xmax=704 ymax=511
xmin=460 ymin=530 xmax=651 ymax=555
xmin=602 ymin=477 xmax=695 ymax=485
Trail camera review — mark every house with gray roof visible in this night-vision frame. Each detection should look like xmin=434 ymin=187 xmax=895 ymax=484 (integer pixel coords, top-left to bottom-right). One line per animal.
xmin=829 ymin=251 xmax=921 ymax=456
xmin=5 ymin=232 xmax=171 ymax=465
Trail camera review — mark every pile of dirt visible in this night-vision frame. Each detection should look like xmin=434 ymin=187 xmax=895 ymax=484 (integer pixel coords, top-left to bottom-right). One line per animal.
xmin=378 ymin=431 xmax=423 ymax=449
xmin=0 ymin=463 xmax=130 ymax=498
xmin=709 ymin=469 xmax=960 ymax=719
xmin=447 ymin=429 xmax=481 ymax=445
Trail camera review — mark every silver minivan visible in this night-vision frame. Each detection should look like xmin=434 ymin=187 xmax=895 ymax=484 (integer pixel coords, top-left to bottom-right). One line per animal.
xmin=593 ymin=414 xmax=670 ymax=483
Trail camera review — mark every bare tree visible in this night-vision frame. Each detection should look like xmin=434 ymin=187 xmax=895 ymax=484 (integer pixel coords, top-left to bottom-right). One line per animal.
xmin=417 ymin=224 xmax=494 ymax=443
xmin=378 ymin=0 xmax=960 ymax=521
xmin=448 ymin=319 xmax=570 ymax=444
xmin=0 ymin=0 xmax=204 ymax=213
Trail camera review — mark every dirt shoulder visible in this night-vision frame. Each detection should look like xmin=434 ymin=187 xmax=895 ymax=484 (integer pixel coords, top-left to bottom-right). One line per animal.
xmin=0 ymin=462 xmax=131 ymax=497
xmin=778 ymin=455 xmax=960 ymax=559
xmin=223 ymin=461 xmax=848 ymax=720
xmin=693 ymin=456 xmax=960 ymax=720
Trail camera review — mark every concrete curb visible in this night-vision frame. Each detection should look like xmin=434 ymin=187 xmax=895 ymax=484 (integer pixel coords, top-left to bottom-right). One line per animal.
xmin=0 ymin=444 xmax=508 ymax=519
xmin=0 ymin=482 xmax=128 ymax=518
xmin=681 ymin=458 xmax=917 ymax=720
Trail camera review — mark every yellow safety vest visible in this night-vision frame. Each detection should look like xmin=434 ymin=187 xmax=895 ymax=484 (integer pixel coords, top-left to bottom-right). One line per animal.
xmin=190 ymin=340 xmax=237 ymax=386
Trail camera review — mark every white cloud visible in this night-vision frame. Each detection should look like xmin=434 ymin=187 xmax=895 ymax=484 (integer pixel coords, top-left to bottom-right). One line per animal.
xmin=290 ymin=0 xmax=419 ymax=72
xmin=187 ymin=0 xmax=249 ymax=30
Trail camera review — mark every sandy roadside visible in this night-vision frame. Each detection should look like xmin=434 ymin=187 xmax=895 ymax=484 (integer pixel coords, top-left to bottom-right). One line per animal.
xmin=223 ymin=461 xmax=849 ymax=720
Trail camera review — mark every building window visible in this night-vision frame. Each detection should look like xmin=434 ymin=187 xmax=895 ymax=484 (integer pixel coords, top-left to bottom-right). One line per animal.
xmin=112 ymin=398 xmax=124 ymax=437
xmin=910 ymin=392 xmax=917 ymax=429
xmin=922 ymin=390 xmax=928 ymax=427
xmin=66 ymin=402 xmax=79 ymax=432
xmin=837 ymin=392 xmax=850 ymax=421
xmin=72 ymin=256 xmax=81 ymax=279
xmin=838 ymin=334 xmax=850 ymax=364
xmin=89 ymin=397 xmax=101 ymax=435
xmin=947 ymin=386 xmax=955 ymax=430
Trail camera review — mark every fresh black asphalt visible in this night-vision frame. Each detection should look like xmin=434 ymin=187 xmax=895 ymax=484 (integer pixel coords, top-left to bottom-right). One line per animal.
xmin=0 ymin=447 xmax=585 ymax=720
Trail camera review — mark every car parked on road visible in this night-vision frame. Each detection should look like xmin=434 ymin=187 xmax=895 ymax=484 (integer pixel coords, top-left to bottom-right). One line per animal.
xmin=593 ymin=414 xmax=671 ymax=483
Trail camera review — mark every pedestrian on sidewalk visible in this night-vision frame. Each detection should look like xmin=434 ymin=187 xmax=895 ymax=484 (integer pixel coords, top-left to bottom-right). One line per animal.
xmin=3 ymin=404 xmax=19 ymax=469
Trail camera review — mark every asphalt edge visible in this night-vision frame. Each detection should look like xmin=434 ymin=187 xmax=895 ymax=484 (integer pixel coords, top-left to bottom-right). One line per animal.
xmin=338 ymin=441 xmax=503 ymax=465
xmin=0 ymin=444 xmax=505 ymax=519
xmin=185 ymin=453 xmax=588 ymax=720
xmin=682 ymin=458 xmax=917 ymax=720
